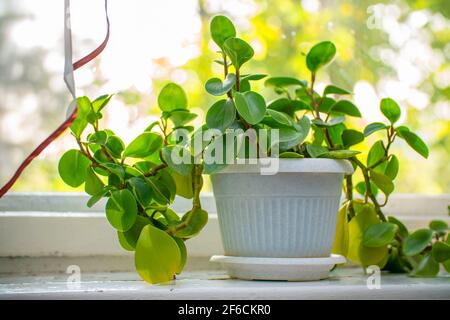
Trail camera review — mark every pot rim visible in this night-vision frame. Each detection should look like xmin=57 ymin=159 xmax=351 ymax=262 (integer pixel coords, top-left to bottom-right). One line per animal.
xmin=211 ymin=158 xmax=354 ymax=174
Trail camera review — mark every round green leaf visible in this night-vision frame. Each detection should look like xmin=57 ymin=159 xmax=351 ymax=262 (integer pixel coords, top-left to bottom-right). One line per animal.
xmin=117 ymin=216 xmax=151 ymax=251
xmin=210 ymin=15 xmax=236 ymax=49
xmin=173 ymin=208 xmax=208 ymax=239
xmin=158 ymin=83 xmax=188 ymax=112
xmin=362 ymin=222 xmax=398 ymax=247
xmin=206 ymin=99 xmax=236 ymax=132
xmin=168 ymin=110 xmax=197 ymax=127
xmin=364 ymin=122 xmax=387 ymax=137
xmin=403 ymin=228 xmax=433 ymax=256
xmin=306 ymin=144 xmax=328 ymax=158
xmin=128 ymin=177 xmax=154 ymax=208
xmin=223 ymin=37 xmax=254 ymax=69
xmin=380 ymin=98 xmax=401 ymax=124
xmin=70 ymin=96 xmax=92 ymax=138
xmin=234 ymin=91 xmax=266 ymax=125
xmin=369 ymin=170 xmax=394 ymax=195
xmin=105 ymin=135 xmax=125 ymax=159
xmin=306 ymin=41 xmax=336 ymax=72
xmin=205 ymin=73 xmax=236 ymax=96
xmin=263 ymin=109 xmax=294 ymax=128
xmin=429 ymin=220 xmax=448 ymax=234
xmin=84 ymin=167 xmax=104 ymax=196
xmin=171 ymin=170 xmax=193 ymax=199
xmin=331 ymin=100 xmax=361 ymax=117
xmin=342 ymin=129 xmax=364 ymax=147
xmin=432 ymin=241 xmax=450 ymax=262
xmin=105 ymin=189 xmax=138 ymax=232
xmin=135 ymin=224 xmax=181 ymax=284
xmin=332 ymin=203 xmax=350 ymax=256
xmin=58 ymin=149 xmax=92 ymax=187
xmin=123 ymin=132 xmax=163 ymax=158
xmin=409 ymin=253 xmax=439 ymax=277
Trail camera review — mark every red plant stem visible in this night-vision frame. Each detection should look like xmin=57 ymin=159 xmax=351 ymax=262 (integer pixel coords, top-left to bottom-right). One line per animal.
xmin=0 ymin=0 xmax=110 ymax=198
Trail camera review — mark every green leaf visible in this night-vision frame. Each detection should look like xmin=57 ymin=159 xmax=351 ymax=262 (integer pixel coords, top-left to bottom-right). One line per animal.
xmin=311 ymin=116 xmax=345 ymax=128
xmin=102 ymin=163 xmax=125 ymax=180
xmin=263 ymin=109 xmax=294 ymax=128
xmin=367 ymin=140 xmax=385 ymax=167
xmin=331 ymin=100 xmax=361 ymax=117
xmin=347 ymin=202 xmax=388 ymax=266
xmin=70 ymin=96 xmax=92 ymax=138
xmin=105 ymin=135 xmax=125 ymax=159
xmin=323 ymin=85 xmax=351 ymax=96
xmin=384 ymin=155 xmax=399 ymax=180
xmin=369 ymin=170 xmax=394 ymax=195
xmin=277 ymin=128 xmax=305 ymax=151
xmin=306 ymin=144 xmax=328 ymax=158
xmin=171 ymin=170 xmax=193 ymax=199
xmin=172 ymin=208 xmax=208 ymax=239
xmin=403 ymin=229 xmax=433 ymax=256
xmin=167 ymin=110 xmax=197 ymax=127
xmin=332 ymin=203 xmax=349 ymax=256
xmin=409 ymin=253 xmax=439 ymax=277
xmin=388 ymin=216 xmax=409 ymax=238
xmin=128 ymin=177 xmax=154 ymax=208
xmin=223 ymin=37 xmax=254 ymax=69
xmin=88 ymin=131 xmax=107 ymax=145
xmin=117 ymin=216 xmax=151 ymax=251
xmin=240 ymin=73 xmax=267 ymax=81
xmin=173 ymin=237 xmax=187 ymax=274
xmin=205 ymin=99 xmax=236 ymax=132
xmin=362 ymin=222 xmax=398 ymax=247
xmin=264 ymin=77 xmax=306 ymax=88
xmin=161 ymin=145 xmax=193 ymax=176
xmin=279 ymin=152 xmax=303 ymax=158
xmin=205 ymin=73 xmax=236 ymax=96
xmin=432 ymin=241 xmax=450 ymax=262
xmin=146 ymin=177 xmax=171 ymax=205
xmin=397 ymin=130 xmax=429 ymax=158
xmin=327 ymin=150 xmax=361 ymax=159
xmin=342 ymin=129 xmax=364 ymax=147
xmin=158 ymin=83 xmax=188 ymax=112
xmin=84 ymin=167 xmax=104 ymax=196
xmin=123 ymin=132 xmax=163 ymax=158
xmin=268 ymin=98 xmax=312 ymax=115
xmin=364 ymin=122 xmax=387 ymax=137
xmin=58 ymin=149 xmax=92 ymax=187
xmin=380 ymin=98 xmax=401 ymax=124
xmin=234 ymin=91 xmax=266 ymax=125
xmin=92 ymin=94 xmax=113 ymax=113
xmin=210 ymin=15 xmax=236 ymax=49
xmin=318 ymin=97 xmax=336 ymax=113
xmin=306 ymin=41 xmax=336 ymax=72
xmin=105 ymin=189 xmax=137 ymax=232
xmin=429 ymin=220 xmax=448 ymax=234
xmin=135 ymin=224 xmax=181 ymax=284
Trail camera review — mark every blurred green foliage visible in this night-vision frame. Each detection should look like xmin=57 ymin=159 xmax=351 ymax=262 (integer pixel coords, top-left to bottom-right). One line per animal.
xmin=12 ymin=0 xmax=449 ymax=193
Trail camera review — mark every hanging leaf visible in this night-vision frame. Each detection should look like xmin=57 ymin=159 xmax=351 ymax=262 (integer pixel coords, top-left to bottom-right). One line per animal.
xmin=369 ymin=170 xmax=394 ymax=195
xmin=367 ymin=140 xmax=385 ymax=167
xmin=362 ymin=222 xmax=398 ymax=247
xmin=135 ymin=224 xmax=181 ymax=284
xmin=117 ymin=216 xmax=151 ymax=251
xmin=172 ymin=208 xmax=209 ymax=239
xmin=403 ymin=229 xmax=433 ymax=256
xmin=396 ymin=130 xmax=429 ymax=159
xmin=84 ymin=167 xmax=104 ymax=196
xmin=331 ymin=100 xmax=361 ymax=117
xmin=364 ymin=122 xmax=387 ymax=137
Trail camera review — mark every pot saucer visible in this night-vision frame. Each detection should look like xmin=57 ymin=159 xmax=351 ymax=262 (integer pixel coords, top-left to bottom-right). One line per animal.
xmin=210 ymin=254 xmax=346 ymax=281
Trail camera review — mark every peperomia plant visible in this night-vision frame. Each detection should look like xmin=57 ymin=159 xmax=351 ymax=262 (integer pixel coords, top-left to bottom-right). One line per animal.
xmin=59 ymin=15 xmax=449 ymax=283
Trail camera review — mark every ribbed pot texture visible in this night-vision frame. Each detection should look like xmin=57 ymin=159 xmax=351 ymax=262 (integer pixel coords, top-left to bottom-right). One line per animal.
xmin=210 ymin=159 xmax=353 ymax=258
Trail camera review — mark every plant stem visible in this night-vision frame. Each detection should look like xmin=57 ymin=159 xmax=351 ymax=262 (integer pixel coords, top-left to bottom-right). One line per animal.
xmin=235 ymin=68 xmax=240 ymax=92
xmin=351 ymin=157 xmax=387 ymax=222
xmin=345 ymin=175 xmax=355 ymax=218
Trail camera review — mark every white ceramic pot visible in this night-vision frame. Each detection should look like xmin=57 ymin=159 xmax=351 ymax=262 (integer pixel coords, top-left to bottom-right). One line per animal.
xmin=210 ymin=158 xmax=354 ymax=258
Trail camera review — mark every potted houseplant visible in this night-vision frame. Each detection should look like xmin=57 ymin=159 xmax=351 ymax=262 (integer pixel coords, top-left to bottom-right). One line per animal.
xmin=58 ymin=15 xmax=449 ymax=284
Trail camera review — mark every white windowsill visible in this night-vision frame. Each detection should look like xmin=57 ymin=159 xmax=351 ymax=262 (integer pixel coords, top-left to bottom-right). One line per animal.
xmin=0 ymin=193 xmax=449 ymax=299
